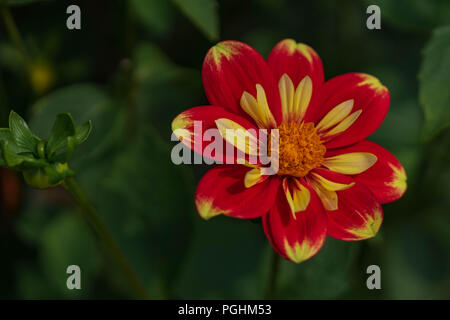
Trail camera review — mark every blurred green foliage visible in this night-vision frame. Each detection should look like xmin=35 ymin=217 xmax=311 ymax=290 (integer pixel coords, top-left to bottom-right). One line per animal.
xmin=0 ymin=0 xmax=449 ymax=299
xmin=420 ymin=26 xmax=450 ymax=140
xmin=364 ymin=0 xmax=450 ymax=31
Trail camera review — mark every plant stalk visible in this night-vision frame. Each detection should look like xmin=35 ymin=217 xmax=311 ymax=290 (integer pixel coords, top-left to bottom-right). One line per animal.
xmin=265 ymin=249 xmax=281 ymax=299
xmin=63 ymin=176 xmax=149 ymax=299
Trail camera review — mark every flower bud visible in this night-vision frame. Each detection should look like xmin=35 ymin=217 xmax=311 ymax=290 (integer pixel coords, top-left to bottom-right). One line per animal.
xmin=23 ymin=168 xmax=59 ymax=189
xmin=22 ymin=162 xmax=72 ymax=189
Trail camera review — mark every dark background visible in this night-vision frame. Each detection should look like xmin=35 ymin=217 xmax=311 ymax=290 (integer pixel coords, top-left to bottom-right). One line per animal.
xmin=0 ymin=0 xmax=449 ymax=299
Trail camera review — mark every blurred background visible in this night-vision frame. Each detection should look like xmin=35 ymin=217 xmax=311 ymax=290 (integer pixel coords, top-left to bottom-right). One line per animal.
xmin=0 ymin=0 xmax=449 ymax=299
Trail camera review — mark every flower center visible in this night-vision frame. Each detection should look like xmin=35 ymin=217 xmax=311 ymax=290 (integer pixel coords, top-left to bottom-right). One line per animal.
xmin=276 ymin=121 xmax=326 ymax=177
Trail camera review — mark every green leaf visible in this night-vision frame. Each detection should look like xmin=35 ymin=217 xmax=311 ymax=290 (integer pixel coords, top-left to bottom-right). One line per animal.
xmin=131 ymin=0 xmax=175 ymax=36
xmin=46 ymin=113 xmax=76 ymax=158
xmin=9 ymin=110 xmax=39 ymax=152
xmin=419 ymin=26 xmax=450 ymax=140
xmin=134 ymin=43 xmax=175 ymax=81
xmin=172 ymin=0 xmax=220 ymax=41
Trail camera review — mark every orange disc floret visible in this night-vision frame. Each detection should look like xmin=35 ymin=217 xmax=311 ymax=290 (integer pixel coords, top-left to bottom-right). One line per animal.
xmin=277 ymin=121 xmax=326 ymax=177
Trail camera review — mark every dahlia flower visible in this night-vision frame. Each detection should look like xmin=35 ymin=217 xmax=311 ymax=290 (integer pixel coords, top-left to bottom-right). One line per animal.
xmin=172 ymin=39 xmax=407 ymax=263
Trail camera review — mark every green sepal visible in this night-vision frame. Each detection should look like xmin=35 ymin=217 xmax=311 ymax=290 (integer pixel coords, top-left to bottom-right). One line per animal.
xmin=44 ymin=162 xmax=74 ymax=185
xmin=46 ymin=113 xmax=76 ymax=159
xmin=1 ymin=140 xmax=27 ymax=167
xmin=23 ymin=162 xmax=74 ymax=189
xmin=0 ymin=110 xmax=91 ymax=189
xmin=48 ymin=136 xmax=77 ymax=163
xmin=74 ymin=120 xmax=92 ymax=145
xmin=64 ymin=136 xmax=76 ymax=161
xmin=23 ymin=167 xmax=58 ymax=189
xmin=1 ymin=140 xmax=47 ymax=169
xmin=8 ymin=110 xmax=40 ymax=153
xmin=0 ymin=128 xmax=30 ymax=154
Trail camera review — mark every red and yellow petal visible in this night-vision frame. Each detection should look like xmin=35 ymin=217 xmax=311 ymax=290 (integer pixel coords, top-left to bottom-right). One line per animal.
xmin=309 ymin=168 xmax=355 ymax=211
xmin=326 ymin=140 xmax=407 ymax=203
xmin=172 ymin=106 xmax=259 ymax=163
xmin=244 ymin=167 xmax=269 ymax=188
xmin=268 ymin=39 xmax=324 ymax=91
xmin=310 ymin=168 xmax=356 ymax=191
xmin=322 ymin=151 xmax=377 ymax=175
xmin=240 ymin=84 xmax=277 ymax=128
xmin=195 ymin=165 xmax=281 ymax=220
xmin=282 ymin=177 xmax=311 ymax=217
xmin=326 ymin=180 xmax=383 ymax=241
xmin=277 ymin=74 xmax=313 ymax=122
xmin=202 ymin=40 xmax=282 ymax=125
xmin=263 ymin=183 xmax=327 ymax=263
xmin=305 ymin=73 xmax=390 ymax=149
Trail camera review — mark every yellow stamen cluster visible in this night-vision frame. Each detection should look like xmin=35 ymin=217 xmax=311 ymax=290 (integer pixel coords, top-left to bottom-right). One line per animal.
xmin=277 ymin=121 xmax=326 ymax=177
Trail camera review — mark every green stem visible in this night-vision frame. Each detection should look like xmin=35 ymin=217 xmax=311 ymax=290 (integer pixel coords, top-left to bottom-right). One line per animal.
xmin=63 ymin=176 xmax=150 ymax=299
xmin=265 ymin=249 xmax=281 ymax=299
xmin=0 ymin=4 xmax=30 ymax=65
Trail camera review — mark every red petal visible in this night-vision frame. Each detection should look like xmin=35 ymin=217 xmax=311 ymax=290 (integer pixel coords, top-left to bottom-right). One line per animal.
xmin=267 ymin=39 xmax=324 ymax=91
xmin=305 ymin=73 xmax=390 ymax=148
xmin=202 ymin=41 xmax=282 ymax=124
xmin=326 ymin=180 xmax=383 ymax=241
xmin=172 ymin=106 xmax=259 ymax=163
xmin=326 ymin=140 xmax=407 ymax=203
xmin=263 ymin=182 xmax=327 ymax=263
xmin=195 ymin=165 xmax=281 ymax=220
